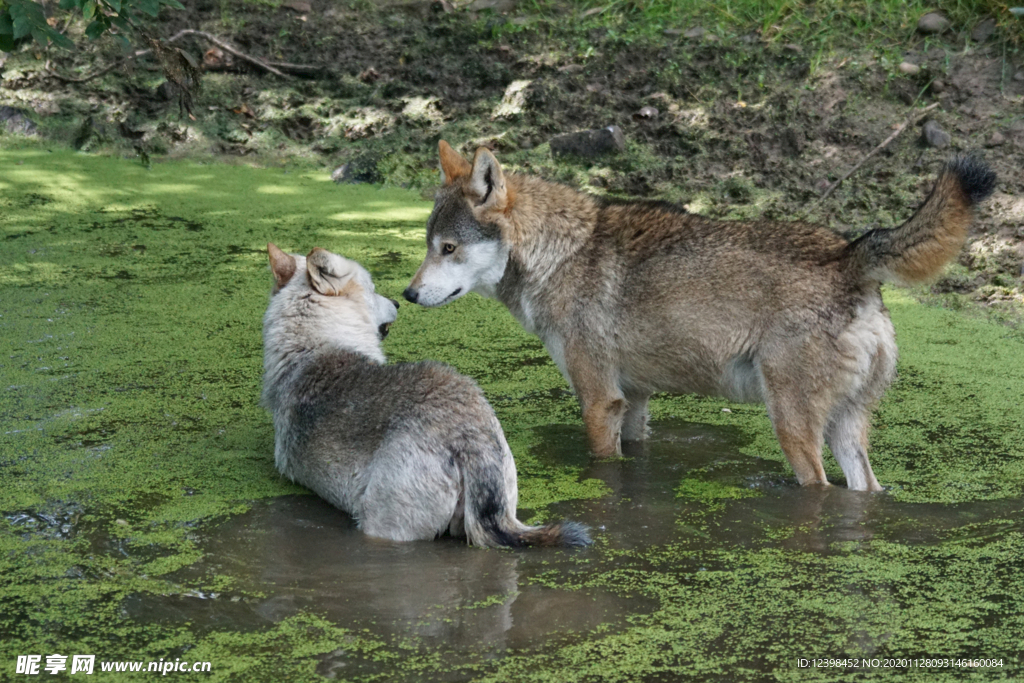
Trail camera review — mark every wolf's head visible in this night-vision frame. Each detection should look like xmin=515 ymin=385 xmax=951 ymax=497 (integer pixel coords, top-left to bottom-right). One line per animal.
xmin=404 ymin=141 xmax=512 ymax=307
xmin=264 ymin=244 xmax=399 ymax=365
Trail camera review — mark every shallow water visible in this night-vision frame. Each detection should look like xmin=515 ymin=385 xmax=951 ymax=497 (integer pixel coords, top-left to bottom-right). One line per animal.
xmin=3 ymin=149 xmax=1024 ymax=681
xmin=116 ymin=420 xmax=1024 ymax=681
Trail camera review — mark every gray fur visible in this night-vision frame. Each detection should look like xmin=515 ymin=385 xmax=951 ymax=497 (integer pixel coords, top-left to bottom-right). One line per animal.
xmin=262 ymin=245 xmax=590 ymax=547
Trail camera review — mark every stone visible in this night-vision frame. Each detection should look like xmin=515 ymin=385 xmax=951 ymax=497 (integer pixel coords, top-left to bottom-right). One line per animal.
xmin=632 ymin=106 xmax=659 ymax=122
xmin=549 ymin=126 xmax=625 ymax=159
xmin=917 ymin=12 xmax=950 ymax=34
xmin=930 ymin=79 xmax=946 ymax=94
xmin=898 ymin=61 xmax=921 ymax=76
xmin=492 ymin=79 xmax=532 ymax=120
xmin=467 ymin=0 xmax=516 ymax=11
xmin=0 ymin=106 xmax=38 ymax=136
xmin=921 ymin=119 xmax=951 ymax=148
xmin=1015 ymin=71 xmax=1024 ymax=83
xmin=331 ymin=154 xmax=382 ymax=184
xmin=985 ymin=131 xmax=1005 ymax=147
xmin=683 ymin=26 xmax=705 ymax=39
xmin=282 ymin=0 xmax=311 ymax=12
xmin=970 ymin=17 xmax=996 ymax=42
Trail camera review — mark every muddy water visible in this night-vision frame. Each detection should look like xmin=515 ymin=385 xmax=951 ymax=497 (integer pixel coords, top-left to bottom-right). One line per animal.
xmin=122 ymin=419 xmax=1024 ymax=680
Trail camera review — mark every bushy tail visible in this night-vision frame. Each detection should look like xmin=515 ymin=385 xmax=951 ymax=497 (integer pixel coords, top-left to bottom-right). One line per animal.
xmin=846 ymin=155 xmax=996 ymax=285
xmin=459 ymin=440 xmax=591 ymax=549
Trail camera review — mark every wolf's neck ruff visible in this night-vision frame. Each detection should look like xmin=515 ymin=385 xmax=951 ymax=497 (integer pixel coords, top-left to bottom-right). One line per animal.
xmin=496 ymin=174 xmax=599 ymax=284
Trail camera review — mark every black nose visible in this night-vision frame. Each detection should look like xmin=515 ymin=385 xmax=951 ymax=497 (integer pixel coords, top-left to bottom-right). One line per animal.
xmin=402 ymin=287 xmax=418 ymax=304
xmin=389 ymin=298 xmax=400 ymax=310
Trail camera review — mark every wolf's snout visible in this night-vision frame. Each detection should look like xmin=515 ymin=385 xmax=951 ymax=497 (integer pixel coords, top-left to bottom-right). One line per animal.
xmin=389 ymin=298 xmax=400 ymax=310
xmin=403 ymin=287 xmax=419 ymax=304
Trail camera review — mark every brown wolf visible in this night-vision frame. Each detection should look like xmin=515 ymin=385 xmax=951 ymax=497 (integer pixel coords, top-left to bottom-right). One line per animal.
xmin=404 ymin=141 xmax=996 ymax=491
xmin=262 ymin=243 xmax=590 ymax=546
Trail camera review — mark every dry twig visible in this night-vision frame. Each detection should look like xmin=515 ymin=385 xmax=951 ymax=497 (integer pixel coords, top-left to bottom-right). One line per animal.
xmin=165 ymin=29 xmax=293 ymax=78
xmin=817 ymin=101 xmax=940 ymax=202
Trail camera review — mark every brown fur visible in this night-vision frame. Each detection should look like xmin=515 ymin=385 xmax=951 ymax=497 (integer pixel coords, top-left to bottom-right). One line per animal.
xmin=408 ymin=144 xmax=994 ymax=491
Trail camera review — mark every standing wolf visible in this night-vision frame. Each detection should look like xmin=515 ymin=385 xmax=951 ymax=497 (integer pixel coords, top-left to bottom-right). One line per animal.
xmin=404 ymin=141 xmax=996 ymax=491
xmin=262 ymin=243 xmax=590 ymax=546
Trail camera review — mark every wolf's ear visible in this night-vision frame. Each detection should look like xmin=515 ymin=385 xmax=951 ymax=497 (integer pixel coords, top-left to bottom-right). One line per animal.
xmin=306 ymin=247 xmax=359 ymax=296
xmin=468 ymin=147 xmax=508 ymax=210
xmin=439 ymin=140 xmax=471 ymax=185
xmin=268 ymin=243 xmax=297 ymax=289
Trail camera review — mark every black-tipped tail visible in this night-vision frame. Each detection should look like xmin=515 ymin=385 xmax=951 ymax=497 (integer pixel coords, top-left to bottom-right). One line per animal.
xmin=846 ymin=153 xmax=996 ymax=285
xmin=514 ymin=520 xmax=593 ymax=547
xmin=946 ymin=154 xmax=997 ymax=205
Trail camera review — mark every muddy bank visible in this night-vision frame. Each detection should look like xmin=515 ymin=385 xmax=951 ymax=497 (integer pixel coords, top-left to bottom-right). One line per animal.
xmin=1 ymin=1 xmax=1022 ymax=323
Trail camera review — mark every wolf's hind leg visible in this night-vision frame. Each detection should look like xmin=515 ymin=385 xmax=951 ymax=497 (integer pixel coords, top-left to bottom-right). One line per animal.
xmin=825 ymin=403 xmax=882 ymax=492
xmin=761 ymin=364 xmax=830 ymax=486
xmin=360 ymin=437 xmax=461 ymax=541
xmin=621 ymin=391 xmax=651 ymax=442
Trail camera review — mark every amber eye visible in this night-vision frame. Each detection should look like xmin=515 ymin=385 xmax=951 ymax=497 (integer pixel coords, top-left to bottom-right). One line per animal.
xmin=442 ymin=243 xmax=456 ymax=255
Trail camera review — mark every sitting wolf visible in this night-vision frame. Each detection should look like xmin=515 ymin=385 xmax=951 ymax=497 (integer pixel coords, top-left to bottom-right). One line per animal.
xmin=261 ymin=243 xmax=590 ymax=547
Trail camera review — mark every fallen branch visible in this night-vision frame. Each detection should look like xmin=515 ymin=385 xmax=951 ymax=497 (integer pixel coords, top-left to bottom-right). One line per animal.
xmin=165 ymin=29 xmax=294 ymax=78
xmin=46 ymin=51 xmax=151 ymax=83
xmin=817 ymin=101 xmax=940 ymax=202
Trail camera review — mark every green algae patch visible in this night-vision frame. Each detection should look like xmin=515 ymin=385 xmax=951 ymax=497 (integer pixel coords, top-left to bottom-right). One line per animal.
xmin=676 ymin=477 xmax=762 ymax=510
xmin=4 ymin=149 xmax=1024 ymax=681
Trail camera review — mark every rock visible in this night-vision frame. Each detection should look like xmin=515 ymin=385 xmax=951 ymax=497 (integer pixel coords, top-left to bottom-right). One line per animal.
xmin=917 ymin=12 xmax=950 ymax=34
xmin=921 ymin=119 xmax=951 ymax=148
xmin=1009 ymin=120 xmax=1024 ymax=135
xmin=331 ymin=154 xmax=382 ymax=184
xmin=492 ymin=79 xmax=532 ymax=120
xmin=282 ymin=0 xmax=311 ymax=12
xmin=985 ymin=131 xmax=1005 ymax=147
xmin=467 ymin=0 xmax=516 ymax=11
xmin=549 ymin=126 xmax=625 ymax=159
xmin=1015 ymin=71 xmax=1024 ymax=83
xmin=683 ymin=26 xmax=705 ymax=39
xmin=662 ymin=28 xmax=682 ymax=37
xmin=783 ymin=43 xmax=802 ymax=53
xmin=898 ymin=61 xmax=921 ymax=76
xmin=632 ymin=106 xmax=659 ymax=122
xmin=930 ymin=79 xmax=946 ymax=94
xmin=0 ymin=106 xmax=39 ymax=136
xmin=971 ymin=17 xmax=996 ymax=42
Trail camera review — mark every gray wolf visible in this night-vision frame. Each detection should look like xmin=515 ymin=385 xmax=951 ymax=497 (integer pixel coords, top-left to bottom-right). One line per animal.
xmin=404 ymin=141 xmax=996 ymax=492
xmin=261 ymin=243 xmax=590 ymax=546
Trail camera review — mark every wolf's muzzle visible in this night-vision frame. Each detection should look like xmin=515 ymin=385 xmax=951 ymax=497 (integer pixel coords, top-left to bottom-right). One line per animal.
xmin=402 ymin=287 xmax=419 ymax=304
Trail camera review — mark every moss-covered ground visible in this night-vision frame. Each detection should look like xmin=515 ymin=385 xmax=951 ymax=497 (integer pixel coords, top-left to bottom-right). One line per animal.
xmin=2 ymin=144 xmax=1024 ymax=680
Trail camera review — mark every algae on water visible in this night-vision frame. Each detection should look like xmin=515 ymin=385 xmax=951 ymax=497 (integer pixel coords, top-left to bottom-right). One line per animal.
xmin=3 ymin=148 xmax=1024 ymax=681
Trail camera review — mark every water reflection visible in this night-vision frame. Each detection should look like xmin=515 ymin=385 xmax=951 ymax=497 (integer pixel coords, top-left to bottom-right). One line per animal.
xmin=120 ymin=419 xmax=1024 ymax=677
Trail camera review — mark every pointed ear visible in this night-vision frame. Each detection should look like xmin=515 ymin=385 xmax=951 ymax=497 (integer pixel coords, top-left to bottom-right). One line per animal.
xmin=268 ymin=243 xmax=297 ymax=289
xmin=468 ymin=147 xmax=507 ymax=210
xmin=439 ymin=140 xmax=471 ymax=185
xmin=306 ymin=247 xmax=359 ymax=296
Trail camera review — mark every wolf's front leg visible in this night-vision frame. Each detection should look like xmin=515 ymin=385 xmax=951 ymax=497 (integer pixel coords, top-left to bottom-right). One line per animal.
xmin=621 ymin=392 xmax=651 ymax=442
xmin=582 ymin=398 xmax=626 ymax=456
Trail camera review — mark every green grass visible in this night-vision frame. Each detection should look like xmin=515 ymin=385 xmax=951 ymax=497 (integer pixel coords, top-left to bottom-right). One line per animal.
xmin=489 ymin=0 xmax=1021 ymax=49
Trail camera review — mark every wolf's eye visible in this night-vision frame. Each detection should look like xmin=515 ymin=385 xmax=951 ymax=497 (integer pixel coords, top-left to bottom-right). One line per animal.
xmin=442 ymin=243 xmax=456 ymax=255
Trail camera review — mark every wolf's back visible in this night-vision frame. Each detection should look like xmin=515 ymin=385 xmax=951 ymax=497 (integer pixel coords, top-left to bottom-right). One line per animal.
xmin=846 ymin=156 xmax=996 ymax=285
